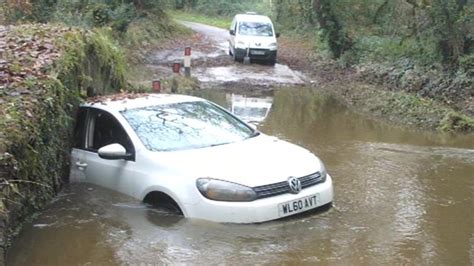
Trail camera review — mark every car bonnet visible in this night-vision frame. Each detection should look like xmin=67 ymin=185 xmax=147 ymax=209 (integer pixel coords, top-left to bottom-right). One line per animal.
xmin=151 ymin=134 xmax=322 ymax=188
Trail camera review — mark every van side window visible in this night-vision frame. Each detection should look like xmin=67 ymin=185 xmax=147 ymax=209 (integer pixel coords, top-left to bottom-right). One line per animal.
xmin=86 ymin=110 xmax=134 ymax=154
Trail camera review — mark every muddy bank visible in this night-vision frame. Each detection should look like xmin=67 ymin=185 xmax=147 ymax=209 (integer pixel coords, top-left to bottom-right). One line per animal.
xmin=276 ymin=36 xmax=474 ymax=133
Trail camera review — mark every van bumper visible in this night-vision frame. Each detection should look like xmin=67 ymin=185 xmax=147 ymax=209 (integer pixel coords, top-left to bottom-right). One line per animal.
xmin=235 ymin=48 xmax=277 ymax=61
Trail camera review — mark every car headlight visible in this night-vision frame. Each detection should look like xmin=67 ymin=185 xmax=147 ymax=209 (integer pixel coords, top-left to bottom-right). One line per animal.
xmin=269 ymin=42 xmax=277 ymax=48
xmin=319 ymin=160 xmax=328 ymax=182
xmin=196 ymin=178 xmax=257 ymax=202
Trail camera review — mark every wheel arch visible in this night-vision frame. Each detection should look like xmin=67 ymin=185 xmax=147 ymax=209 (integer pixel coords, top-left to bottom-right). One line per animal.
xmin=141 ymin=188 xmax=186 ymax=216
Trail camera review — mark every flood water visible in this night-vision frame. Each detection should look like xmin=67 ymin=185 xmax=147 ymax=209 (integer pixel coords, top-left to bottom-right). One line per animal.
xmin=7 ymin=87 xmax=474 ymax=265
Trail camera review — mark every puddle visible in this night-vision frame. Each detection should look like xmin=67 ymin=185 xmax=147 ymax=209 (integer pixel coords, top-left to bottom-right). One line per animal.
xmin=195 ymin=64 xmax=306 ymax=85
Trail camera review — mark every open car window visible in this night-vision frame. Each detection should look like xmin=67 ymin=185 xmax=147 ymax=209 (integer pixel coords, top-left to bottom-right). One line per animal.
xmin=121 ymin=101 xmax=256 ymax=152
xmin=85 ymin=109 xmax=134 ymax=154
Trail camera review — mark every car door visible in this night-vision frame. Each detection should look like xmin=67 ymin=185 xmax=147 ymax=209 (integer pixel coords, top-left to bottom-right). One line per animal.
xmin=75 ymin=107 xmax=137 ymax=197
xmin=70 ymin=107 xmax=87 ymax=182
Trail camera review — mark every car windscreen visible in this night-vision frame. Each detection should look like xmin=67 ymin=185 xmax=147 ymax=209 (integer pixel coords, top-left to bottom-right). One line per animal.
xmin=238 ymin=22 xmax=273 ymax=36
xmin=121 ymin=101 xmax=255 ymax=151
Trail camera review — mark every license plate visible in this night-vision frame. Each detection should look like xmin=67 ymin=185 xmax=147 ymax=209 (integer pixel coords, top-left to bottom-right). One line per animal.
xmin=278 ymin=194 xmax=320 ymax=217
xmin=250 ymin=50 xmax=265 ymax=55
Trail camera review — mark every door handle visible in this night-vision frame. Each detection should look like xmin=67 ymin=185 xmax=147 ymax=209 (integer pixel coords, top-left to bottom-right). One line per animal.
xmin=75 ymin=161 xmax=88 ymax=170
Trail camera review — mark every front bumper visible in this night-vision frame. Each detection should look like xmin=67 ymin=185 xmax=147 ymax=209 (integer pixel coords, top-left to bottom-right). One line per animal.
xmin=184 ymin=174 xmax=334 ymax=223
xmin=234 ymin=47 xmax=277 ymax=60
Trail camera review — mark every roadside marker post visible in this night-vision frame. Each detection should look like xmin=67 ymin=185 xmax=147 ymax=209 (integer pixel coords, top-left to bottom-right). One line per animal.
xmin=184 ymin=47 xmax=191 ymax=77
xmin=172 ymin=61 xmax=181 ymax=74
xmin=152 ymin=80 xmax=161 ymax=93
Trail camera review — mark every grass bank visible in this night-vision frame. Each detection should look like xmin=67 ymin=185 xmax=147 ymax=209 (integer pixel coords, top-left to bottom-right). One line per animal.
xmin=168 ymin=10 xmax=231 ymax=29
xmin=322 ymin=82 xmax=474 ymax=133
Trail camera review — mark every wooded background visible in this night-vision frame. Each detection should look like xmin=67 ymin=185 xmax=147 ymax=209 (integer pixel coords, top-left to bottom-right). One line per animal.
xmin=2 ymin=0 xmax=473 ymax=71
xmin=172 ymin=0 xmax=473 ymax=70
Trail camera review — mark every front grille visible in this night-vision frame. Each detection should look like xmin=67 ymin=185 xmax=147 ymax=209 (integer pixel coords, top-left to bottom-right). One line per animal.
xmin=253 ymin=172 xmax=323 ymax=200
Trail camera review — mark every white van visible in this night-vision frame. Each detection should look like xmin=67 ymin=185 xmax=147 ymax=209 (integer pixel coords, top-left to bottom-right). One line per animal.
xmin=228 ymin=12 xmax=279 ymax=65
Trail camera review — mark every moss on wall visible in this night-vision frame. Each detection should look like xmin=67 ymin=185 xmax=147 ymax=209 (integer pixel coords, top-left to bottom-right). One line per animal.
xmin=0 ymin=24 xmax=126 ymax=263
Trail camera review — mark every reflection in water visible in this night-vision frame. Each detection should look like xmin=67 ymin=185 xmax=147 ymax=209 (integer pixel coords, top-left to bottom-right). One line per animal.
xmin=7 ymin=87 xmax=474 ymax=265
xmin=227 ymin=93 xmax=273 ymax=124
xmin=195 ymin=64 xmax=305 ymax=85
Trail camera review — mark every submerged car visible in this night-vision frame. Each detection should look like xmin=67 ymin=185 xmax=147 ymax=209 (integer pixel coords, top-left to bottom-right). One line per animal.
xmin=70 ymin=93 xmax=333 ymax=223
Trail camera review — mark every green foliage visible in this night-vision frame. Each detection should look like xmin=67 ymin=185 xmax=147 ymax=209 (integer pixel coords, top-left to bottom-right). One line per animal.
xmin=439 ymin=112 xmax=474 ymax=133
xmin=169 ymin=10 xmax=231 ymax=29
xmin=90 ymin=3 xmax=111 ymax=27
xmin=269 ymin=0 xmax=474 ymax=69
xmin=109 ymin=3 xmax=137 ymax=33
xmin=0 ymin=25 xmax=127 ymax=241
xmin=459 ymin=53 xmax=474 ymax=75
xmin=273 ymin=0 xmax=314 ymax=32
xmin=174 ymin=0 xmax=270 ymax=17
xmin=427 ymin=0 xmax=472 ymax=66
xmin=84 ymin=28 xmax=126 ymax=93
xmin=354 ymin=35 xmax=440 ymax=65
xmin=122 ymin=13 xmax=186 ymax=64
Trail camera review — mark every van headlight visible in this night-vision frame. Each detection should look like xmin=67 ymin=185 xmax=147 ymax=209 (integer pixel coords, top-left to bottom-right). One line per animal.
xmin=196 ymin=178 xmax=257 ymax=202
xmin=236 ymin=40 xmax=247 ymax=49
xmin=269 ymin=42 xmax=277 ymax=48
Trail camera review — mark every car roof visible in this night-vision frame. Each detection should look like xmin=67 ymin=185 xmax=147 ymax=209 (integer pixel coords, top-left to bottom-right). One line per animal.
xmin=82 ymin=93 xmax=206 ymax=112
xmin=234 ymin=14 xmax=272 ymax=23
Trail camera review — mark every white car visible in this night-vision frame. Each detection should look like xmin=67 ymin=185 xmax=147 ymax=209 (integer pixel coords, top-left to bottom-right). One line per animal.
xmin=70 ymin=94 xmax=333 ymax=223
xmin=228 ymin=12 xmax=279 ymax=65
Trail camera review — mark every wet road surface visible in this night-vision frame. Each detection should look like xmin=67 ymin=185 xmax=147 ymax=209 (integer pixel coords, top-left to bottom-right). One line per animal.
xmin=150 ymin=21 xmax=308 ymax=86
xmin=7 ymin=22 xmax=474 ymax=265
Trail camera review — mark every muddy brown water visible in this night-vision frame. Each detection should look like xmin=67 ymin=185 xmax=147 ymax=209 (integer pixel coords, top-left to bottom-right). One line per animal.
xmin=7 ymin=87 xmax=474 ymax=265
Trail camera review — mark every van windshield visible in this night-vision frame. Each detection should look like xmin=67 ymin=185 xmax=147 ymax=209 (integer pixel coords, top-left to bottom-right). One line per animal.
xmin=238 ymin=22 xmax=273 ymax=37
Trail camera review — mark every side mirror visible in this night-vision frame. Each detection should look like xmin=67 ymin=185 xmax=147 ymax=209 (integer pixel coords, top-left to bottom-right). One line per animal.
xmin=98 ymin=143 xmax=133 ymax=160
xmin=276 ymin=33 xmax=280 ymax=38
xmin=229 ymin=29 xmax=235 ymax=35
